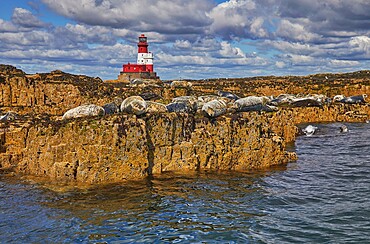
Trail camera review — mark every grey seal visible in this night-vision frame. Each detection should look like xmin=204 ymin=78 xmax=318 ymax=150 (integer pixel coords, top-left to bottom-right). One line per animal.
xmin=217 ymin=90 xmax=240 ymax=100
xmin=166 ymin=102 xmax=195 ymax=113
xmin=170 ymin=80 xmax=192 ymax=88
xmin=121 ymin=96 xmax=147 ymax=115
xmin=0 ymin=111 xmax=19 ymax=122
xmin=302 ymin=125 xmax=318 ymax=136
xmin=333 ymin=94 xmax=367 ymax=104
xmin=202 ymin=99 xmax=227 ymax=118
xmin=62 ymin=104 xmax=105 ymax=120
xmin=234 ymin=96 xmax=271 ymax=111
xmin=146 ymin=101 xmax=168 ymax=113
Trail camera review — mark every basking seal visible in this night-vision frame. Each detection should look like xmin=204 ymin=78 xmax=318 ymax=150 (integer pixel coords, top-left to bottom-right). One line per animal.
xmin=166 ymin=102 xmax=195 ymax=113
xmin=172 ymin=96 xmax=198 ymax=111
xmin=202 ymin=99 xmax=227 ymax=118
xmin=234 ymin=96 xmax=271 ymax=111
xmin=130 ymin=78 xmax=145 ymax=85
xmin=290 ymin=98 xmax=323 ymax=108
xmin=139 ymin=92 xmax=161 ymax=101
xmin=198 ymin=95 xmax=221 ymax=103
xmin=103 ymin=97 xmax=122 ymax=115
xmin=217 ymin=90 xmax=240 ymax=100
xmin=333 ymin=94 xmax=367 ymax=104
xmin=170 ymin=80 xmax=192 ymax=88
xmin=238 ymin=104 xmax=278 ymax=112
xmin=121 ymin=96 xmax=147 ymax=115
xmin=269 ymin=94 xmax=295 ymax=106
xmin=146 ymin=101 xmax=168 ymax=113
xmin=62 ymin=104 xmax=105 ymax=120
xmin=0 ymin=111 xmax=19 ymax=122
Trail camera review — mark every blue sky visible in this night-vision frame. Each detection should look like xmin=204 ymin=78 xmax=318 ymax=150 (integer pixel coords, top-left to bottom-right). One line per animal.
xmin=0 ymin=0 xmax=369 ymax=80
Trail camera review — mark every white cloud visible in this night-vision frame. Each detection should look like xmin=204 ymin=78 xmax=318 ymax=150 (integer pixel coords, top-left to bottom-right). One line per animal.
xmin=12 ymin=8 xmax=48 ymax=28
xmin=349 ymin=36 xmax=370 ymax=57
xmin=219 ymin=41 xmax=245 ymax=58
xmin=275 ymin=61 xmax=286 ymax=68
xmin=276 ymin=19 xmax=321 ymax=42
xmin=329 ymin=59 xmax=360 ymax=67
xmin=41 ymin=0 xmax=213 ymax=34
xmin=207 ymin=0 xmax=270 ymax=39
xmin=1 ymin=0 xmax=370 ymax=80
xmin=174 ymin=40 xmax=192 ymax=49
xmin=0 ymin=19 xmax=20 ymax=32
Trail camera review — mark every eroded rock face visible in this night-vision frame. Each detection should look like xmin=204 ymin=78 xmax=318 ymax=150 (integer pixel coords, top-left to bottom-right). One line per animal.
xmin=1 ymin=66 xmax=370 ymax=185
xmin=2 ymin=103 xmax=370 ymax=184
xmin=0 ymin=68 xmax=109 ymax=115
xmin=0 ymin=112 xmax=295 ymax=184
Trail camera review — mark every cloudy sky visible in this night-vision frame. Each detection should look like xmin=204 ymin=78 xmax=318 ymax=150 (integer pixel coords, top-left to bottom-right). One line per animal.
xmin=0 ymin=0 xmax=369 ymax=80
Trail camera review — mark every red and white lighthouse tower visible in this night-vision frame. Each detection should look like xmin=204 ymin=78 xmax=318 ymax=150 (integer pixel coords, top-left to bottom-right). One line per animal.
xmin=118 ymin=34 xmax=159 ymax=81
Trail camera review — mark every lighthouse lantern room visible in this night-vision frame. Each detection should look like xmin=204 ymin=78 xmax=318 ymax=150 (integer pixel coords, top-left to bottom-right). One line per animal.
xmin=118 ymin=34 xmax=159 ymax=81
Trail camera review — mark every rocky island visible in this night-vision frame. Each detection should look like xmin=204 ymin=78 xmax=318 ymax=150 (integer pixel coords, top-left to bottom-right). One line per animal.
xmin=1 ymin=64 xmax=369 ymax=185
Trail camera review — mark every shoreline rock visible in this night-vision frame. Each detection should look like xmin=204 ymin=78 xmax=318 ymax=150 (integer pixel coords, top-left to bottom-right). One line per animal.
xmin=1 ymin=65 xmax=370 ymax=185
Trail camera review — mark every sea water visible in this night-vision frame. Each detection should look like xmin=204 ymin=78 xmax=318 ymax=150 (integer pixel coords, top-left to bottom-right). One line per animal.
xmin=1 ymin=123 xmax=370 ymax=243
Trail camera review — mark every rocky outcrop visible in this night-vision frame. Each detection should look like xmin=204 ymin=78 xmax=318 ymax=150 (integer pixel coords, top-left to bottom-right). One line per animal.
xmin=2 ymin=103 xmax=370 ymax=184
xmin=1 ymin=65 xmax=370 ymax=185
xmin=1 ymin=112 xmax=295 ymax=184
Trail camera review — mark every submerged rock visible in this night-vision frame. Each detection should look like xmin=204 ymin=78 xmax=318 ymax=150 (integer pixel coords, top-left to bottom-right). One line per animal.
xmin=121 ymin=96 xmax=147 ymax=115
xmin=62 ymin=104 xmax=105 ymax=120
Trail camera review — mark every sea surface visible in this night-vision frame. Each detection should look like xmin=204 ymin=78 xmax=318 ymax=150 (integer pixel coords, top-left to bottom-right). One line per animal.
xmin=1 ymin=122 xmax=370 ymax=243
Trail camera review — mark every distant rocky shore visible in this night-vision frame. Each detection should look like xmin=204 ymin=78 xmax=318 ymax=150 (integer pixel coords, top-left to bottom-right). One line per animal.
xmin=1 ymin=64 xmax=369 ymax=185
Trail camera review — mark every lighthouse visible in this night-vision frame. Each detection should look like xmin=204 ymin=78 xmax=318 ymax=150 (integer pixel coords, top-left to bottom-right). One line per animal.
xmin=118 ymin=34 xmax=159 ymax=81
